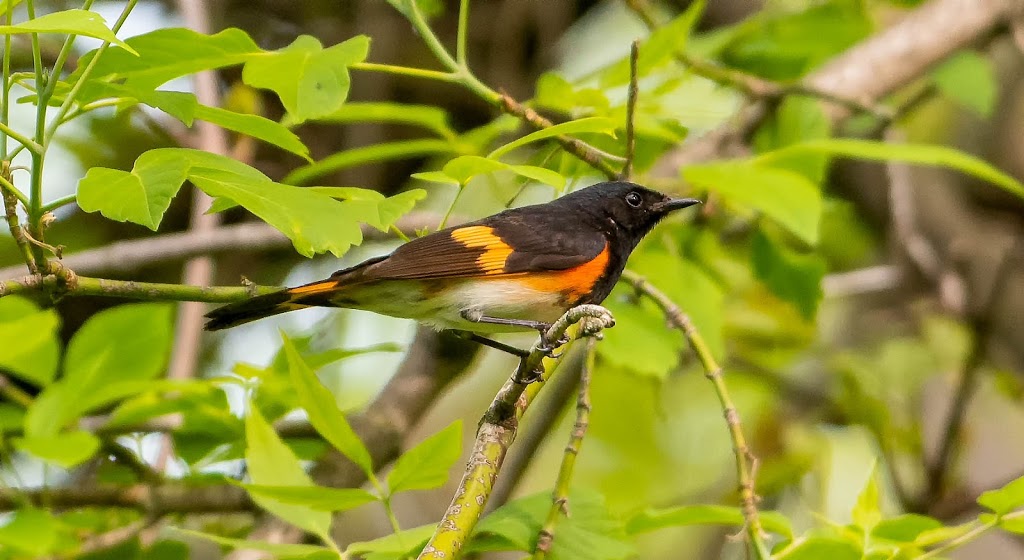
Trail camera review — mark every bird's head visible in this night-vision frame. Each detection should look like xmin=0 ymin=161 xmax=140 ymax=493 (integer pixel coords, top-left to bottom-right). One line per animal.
xmin=566 ymin=180 xmax=701 ymax=240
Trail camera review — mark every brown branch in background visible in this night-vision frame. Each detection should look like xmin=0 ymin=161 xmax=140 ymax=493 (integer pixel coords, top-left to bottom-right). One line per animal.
xmin=622 ymin=271 xmax=770 ymax=559
xmin=498 ymin=94 xmax=621 ymax=180
xmin=166 ymin=0 xmax=231 ymax=391
xmin=657 ymin=0 xmax=1022 ymax=172
xmin=533 ymin=340 xmax=596 ymax=560
xmin=620 ymin=40 xmax=640 ymax=181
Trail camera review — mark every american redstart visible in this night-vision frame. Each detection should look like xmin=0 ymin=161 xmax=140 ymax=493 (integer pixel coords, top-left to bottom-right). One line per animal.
xmin=204 ymin=181 xmax=699 ymax=355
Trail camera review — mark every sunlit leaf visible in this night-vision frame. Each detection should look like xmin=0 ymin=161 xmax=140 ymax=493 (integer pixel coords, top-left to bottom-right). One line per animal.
xmin=243 ymin=35 xmax=369 ymax=123
xmin=756 ymin=138 xmax=1024 ymax=200
xmin=871 ymin=514 xmax=942 ymax=543
xmin=244 ymin=402 xmax=333 ymax=543
xmin=851 ymin=462 xmax=882 ymax=531
xmin=312 ymin=102 xmax=455 ymax=139
xmin=285 ymin=139 xmax=454 ymax=185
xmin=346 ymin=524 xmax=436 ymax=559
xmin=0 ymin=9 xmax=136 ymax=53
xmin=626 ymin=504 xmax=793 ymax=539
xmin=978 ymin=474 xmax=1024 ymax=515
xmin=685 ymin=160 xmax=822 ymax=245
xmin=487 ymin=117 xmax=617 ymax=159
xmin=14 ymin=430 xmax=100 ymax=468
xmin=282 ymin=334 xmax=375 ymax=477
xmin=751 ymin=228 xmax=825 ymax=319
xmin=172 ymin=529 xmax=331 ymax=559
xmin=0 ymin=508 xmax=59 ymax=556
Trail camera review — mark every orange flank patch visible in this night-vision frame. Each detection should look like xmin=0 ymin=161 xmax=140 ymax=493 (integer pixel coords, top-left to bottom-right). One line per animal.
xmin=450 ymin=226 xmax=514 ymax=275
xmin=287 ymin=279 xmax=341 ymax=295
xmin=519 ymin=244 xmax=610 ymax=301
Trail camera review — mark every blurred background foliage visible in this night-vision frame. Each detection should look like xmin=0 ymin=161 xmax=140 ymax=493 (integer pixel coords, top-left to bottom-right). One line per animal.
xmin=1 ymin=0 xmax=1024 ymax=559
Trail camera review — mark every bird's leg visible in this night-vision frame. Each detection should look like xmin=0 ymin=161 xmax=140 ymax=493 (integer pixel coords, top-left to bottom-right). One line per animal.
xmin=450 ymin=331 xmax=530 ymax=358
xmin=460 ymin=309 xmax=565 ymax=360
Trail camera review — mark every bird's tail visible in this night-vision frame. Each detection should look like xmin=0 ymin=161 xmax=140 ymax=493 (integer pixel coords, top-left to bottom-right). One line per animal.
xmin=203 ymin=278 xmax=343 ymax=331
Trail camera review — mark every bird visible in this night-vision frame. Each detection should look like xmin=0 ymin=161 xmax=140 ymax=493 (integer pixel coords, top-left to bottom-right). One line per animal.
xmin=204 ymin=180 xmax=700 ymax=356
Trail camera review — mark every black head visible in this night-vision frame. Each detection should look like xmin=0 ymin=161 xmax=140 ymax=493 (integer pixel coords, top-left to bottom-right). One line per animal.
xmin=559 ymin=181 xmax=701 ymax=241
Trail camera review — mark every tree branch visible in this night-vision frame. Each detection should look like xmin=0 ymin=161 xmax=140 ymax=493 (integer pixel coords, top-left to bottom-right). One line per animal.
xmin=0 ymin=273 xmax=278 ymax=302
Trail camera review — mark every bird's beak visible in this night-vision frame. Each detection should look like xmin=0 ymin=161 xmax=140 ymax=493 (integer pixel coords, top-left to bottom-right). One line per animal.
xmin=653 ymin=198 xmax=702 ymax=213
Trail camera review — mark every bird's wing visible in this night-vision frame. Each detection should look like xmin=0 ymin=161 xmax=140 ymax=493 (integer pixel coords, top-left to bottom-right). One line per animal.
xmin=352 ymin=211 xmax=607 ymax=280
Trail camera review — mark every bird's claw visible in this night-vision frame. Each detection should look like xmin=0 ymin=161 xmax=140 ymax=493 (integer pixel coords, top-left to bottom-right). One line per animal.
xmin=514 ymin=365 xmax=546 ymax=384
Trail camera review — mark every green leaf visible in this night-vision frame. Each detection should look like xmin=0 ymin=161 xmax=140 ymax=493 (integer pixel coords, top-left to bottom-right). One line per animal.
xmin=470 ymin=489 xmax=635 ymax=559
xmin=684 ymin=160 xmax=822 ymax=245
xmin=625 ymin=504 xmax=794 ymax=540
xmin=242 ymin=35 xmax=369 ymax=123
xmin=411 ymin=171 xmax=460 ymax=186
xmin=775 ymin=535 xmax=861 ymax=560
xmin=0 ymin=296 xmax=60 ymax=387
xmin=851 ymin=462 xmax=882 ymax=531
xmin=998 ymin=513 xmax=1024 ymax=534
xmin=78 ymin=151 xmax=190 ymax=230
xmin=507 ymin=165 xmax=566 ymax=190
xmin=243 ymin=484 xmax=378 ymax=512
xmin=0 ymin=9 xmax=136 ymax=53
xmin=282 ymin=334 xmax=375 ymax=477
xmin=442 ymin=155 xmax=509 ymax=184
xmin=75 ymin=28 xmax=260 ymax=91
xmin=753 ymin=95 xmax=830 ymax=183
xmin=192 ymin=104 xmax=310 ymax=160
xmin=487 ymin=117 xmax=617 ymax=160
xmin=307 ymin=187 xmax=426 ymax=232
xmin=386 ymin=420 xmax=462 ymax=495
xmin=24 ymin=303 xmax=173 ymax=437
xmin=913 ymin=521 xmax=975 ymax=546
xmin=751 ymin=229 xmax=825 ymax=319
xmin=933 ymin=51 xmax=996 ymax=118
xmin=285 ymin=139 xmax=454 ymax=186
xmin=346 ymin=524 xmax=436 ymax=559
xmin=755 ymin=138 xmax=1024 ymax=201
xmin=244 ymin=402 xmax=334 ymax=543
xmin=0 ymin=508 xmax=59 ymax=556
xmin=85 ymin=148 xmax=371 ymax=256
xmin=978 ymin=474 xmax=1024 ymax=515
xmin=172 ymin=529 xmax=332 ymax=559
xmin=312 ymin=102 xmax=454 ymax=139
xmin=871 ymin=514 xmax=942 ymax=543
xmin=14 ymin=430 xmax=100 ymax=467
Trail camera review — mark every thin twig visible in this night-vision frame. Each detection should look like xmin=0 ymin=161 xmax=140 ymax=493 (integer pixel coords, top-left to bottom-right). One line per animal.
xmin=418 ymin=305 xmax=615 ymax=560
xmin=533 ymin=339 xmax=596 ymax=559
xmin=498 ymin=94 xmax=620 ymax=180
xmin=622 ymin=271 xmax=770 ymax=559
xmin=621 ymin=41 xmax=640 ymax=180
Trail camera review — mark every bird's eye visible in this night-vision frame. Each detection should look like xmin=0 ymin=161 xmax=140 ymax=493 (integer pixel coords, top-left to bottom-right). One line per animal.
xmin=625 ymin=192 xmax=642 ymax=208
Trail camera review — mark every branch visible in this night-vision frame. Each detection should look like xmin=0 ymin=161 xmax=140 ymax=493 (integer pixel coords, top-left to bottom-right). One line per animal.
xmin=533 ymin=340 xmax=596 ymax=560
xmin=418 ymin=305 xmax=615 ymax=560
xmin=622 ymin=271 xmax=770 ymax=559
xmin=0 ymin=213 xmax=437 ymax=281
xmin=0 ymin=273 xmax=278 ymax=302
xmin=620 ymin=40 xmax=640 ymax=180
xmin=0 ymin=163 xmax=36 ymax=274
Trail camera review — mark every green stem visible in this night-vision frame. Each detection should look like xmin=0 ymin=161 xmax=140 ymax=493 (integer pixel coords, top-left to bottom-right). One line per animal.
xmin=533 ymin=341 xmax=596 ymax=560
xmin=0 ymin=164 xmax=37 ymax=274
xmin=40 ymin=0 xmax=96 ymax=102
xmin=436 ymin=185 xmax=464 ymax=231
xmin=456 ymin=0 xmax=470 ymax=66
xmin=39 ymin=193 xmax=77 ymax=213
xmin=0 ymin=274 xmax=279 ymax=302
xmin=404 ymin=0 xmax=459 ymax=71
xmin=0 ymin=374 xmax=33 ymax=408
xmin=382 ymin=497 xmax=403 ymax=534
xmin=25 ymin=0 xmax=48 ymax=268
xmin=622 ymin=271 xmax=771 ymax=560
xmin=1 ymin=6 xmax=13 ymax=160
xmin=350 ymin=62 xmax=459 ymax=83
xmin=0 ymin=172 xmax=28 ymax=207
xmin=0 ymin=121 xmax=42 ymax=155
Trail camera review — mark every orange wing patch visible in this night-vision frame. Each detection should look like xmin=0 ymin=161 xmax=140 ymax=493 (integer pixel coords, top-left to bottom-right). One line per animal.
xmin=450 ymin=226 xmax=514 ymax=275
xmin=519 ymin=244 xmax=610 ymax=301
xmin=287 ymin=279 xmax=341 ymax=295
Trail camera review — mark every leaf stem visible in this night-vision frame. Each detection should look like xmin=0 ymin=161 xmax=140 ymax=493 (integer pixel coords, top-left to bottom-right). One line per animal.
xmin=24 ymin=0 xmax=48 ymax=268
xmin=39 ymin=193 xmax=77 ymax=213
xmin=456 ymin=0 xmax=470 ymax=66
xmin=381 ymin=497 xmax=403 ymax=534
xmin=436 ymin=184 xmax=464 ymax=231
xmin=1 ymin=6 xmax=11 ymax=159
xmin=0 ymin=163 xmax=37 ymax=273
xmin=350 ymin=62 xmax=459 ymax=83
